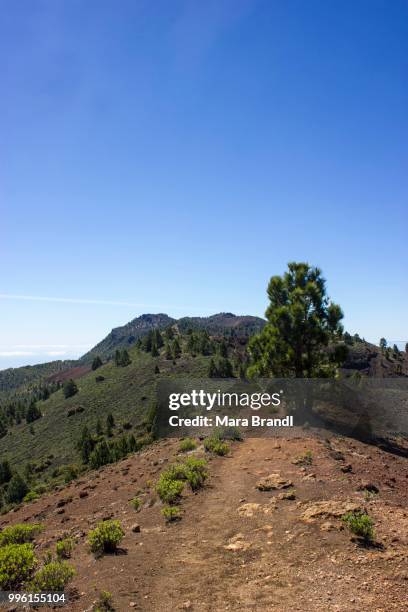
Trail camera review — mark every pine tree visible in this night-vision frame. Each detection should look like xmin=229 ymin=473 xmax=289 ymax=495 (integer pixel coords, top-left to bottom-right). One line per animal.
xmin=165 ymin=326 xmax=174 ymax=340
xmin=92 ymin=356 xmax=103 ymax=370
xmin=154 ymin=364 xmax=160 ymax=374
xmin=78 ymin=426 xmax=94 ymax=463
xmin=0 ymin=419 xmax=7 ymax=439
xmin=120 ymin=349 xmax=131 ymax=366
xmin=172 ymin=338 xmax=181 ymax=359
xmin=249 ymin=262 xmax=344 ymax=377
xmin=379 ymin=338 xmax=387 ymax=353
xmin=153 ymin=329 xmax=164 ymax=349
xmin=0 ymin=460 xmax=12 ymax=485
xmin=151 ymin=342 xmax=159 ymax=357
xmin=95 ymin=418 xmax=103 ymax=436
xmin=63 ymin=379 xmax=78 ymax=399
xmin=218 ymin=357 xmax=233 ymax=378
xmin=208 ymin=358 xmax=218 ymax=378
xmin=165 ymin=342 xmax=172 ymax=360
xmin=128 ymin=434 xmax=137 ymax=452
xmin=218 ymin=340 xmax=228 ymax=358
xmin=89 ymin=440 xmax=111 ymax=469
xmin=6 ymin=473 xmax=28 ymax=504
xmin=26 ymin=401 xmax=42 ymax=423
xmin=114 ymin=349 xmax=122 ymax=366
xmin=106 ymin=413 xmax=115 ymax=429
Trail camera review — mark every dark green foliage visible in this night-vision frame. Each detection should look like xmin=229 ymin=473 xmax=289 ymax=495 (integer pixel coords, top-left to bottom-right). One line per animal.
xmin=218 ymin=340 xmax=228 ymax=357
xmin=208 ymin=358 xmax=217 ymax=377
xmin=77 ymin=426 xmax=94 ymax=464
xmin=0 ymin=461 xmax=12 ymax=485
xmin=208 ymin=357 xmax=233 ymax=378
xmin=379 ymin=338 xmax=387 ymax=352
xmin=63 ymin=379 xmax=78 ymax=399
xmin=172 ymin=338 xmax=181 ymax=359
xmin=26 ymin=401 xmax=42 ymax=424
xmin=89 ymin=440 xmax=111 ymax=469
xmin=0 ymin=420 xmax=7 ymax=439
xmin=92 ymin=356 xmax=103 ymax=371
xmin=249 ymin=262 xmax=344 ymax=378
xmin=6 ymin=473 xmax=28 ymax=504
xmin=114 ymin=349 xmax=131 ymax=367
xmin=95 ymin=418 xmax=103 ymax=436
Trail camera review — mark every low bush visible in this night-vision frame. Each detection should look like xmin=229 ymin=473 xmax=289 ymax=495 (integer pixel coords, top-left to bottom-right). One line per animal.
xmin=88 ymin=520 xmax=124 ymax=556
xmin=156 ymin=457 xmax=208 ymax=503
xmin=204 ymin=436 xmax=229 ymax=456
xmin=0 ymin=523 xmax=43 ymax=546
xmin=179 ymin=438 xmax=197 ymax=452
xmin=94 ymin=590 xmax=115 ymax=611
xmin=161 ymin=506 xmax=182 ymax=522
xmin=130 ymin=497 xmax=142 ymax=512
xmin=294 ymin=450 xmax=313 ymax=466
xmin=23 ymin=491 xmax=40 ymax=503
xmin=31 ymin=561 xmax=75 ymax=591
xmin=156 ymin=474 xmax=184 ymax=504
xmin=0 ymin=543 xmax=37 ymax=588
xmin=56 ymin=538 xmax=74 ymax=559
xmin=342 ymin=511 xmax=375 ymax=542
xmin=218 ymin=426 xmax=243 ymax=441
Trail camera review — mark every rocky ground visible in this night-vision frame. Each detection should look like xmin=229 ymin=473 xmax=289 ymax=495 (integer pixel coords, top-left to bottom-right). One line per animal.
xmin=1 ymin=432 xmax=408 ymax=611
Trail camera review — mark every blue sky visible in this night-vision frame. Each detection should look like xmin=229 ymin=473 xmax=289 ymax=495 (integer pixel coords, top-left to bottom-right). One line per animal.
xmin=1 ymin=0 xmax=407 ymax=369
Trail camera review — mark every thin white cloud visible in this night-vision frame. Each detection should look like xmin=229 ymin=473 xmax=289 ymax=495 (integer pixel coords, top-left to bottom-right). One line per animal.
xmin=0 ymin=351 xmax=36 ymax=357
xmin=0 ymin=293 xmax=204 ymax=312
xmin=13 ymin=344 xmax=92 ymax=349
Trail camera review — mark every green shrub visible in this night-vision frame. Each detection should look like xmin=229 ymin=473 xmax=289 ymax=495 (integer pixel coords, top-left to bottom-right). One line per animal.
xmin=294 ymin=450 xmax=313 ymax=466
xmin=94 ymin=590 xmax=114 ymax=611
xmin=130 ymin=497 xmax=142 ymax=511
xmin=161 ymin=506 xmax=182 ymax=522
xmin=56 ymin=538 xmax=74 ymax=559
xmin=0 ymin=543 xmax=36 ymax=588
xmin=88 ymin=520 xmax=124 ymax=556
xmin=182 ymin=457 xmax=208 ymax=490
xmin=23 ymin=491 xmax=40 ymax=503
xmin=156 ymin=474 xmax=184 ymax=504
xmin=204 ymin=436 xmax=229 ymax=456
xmin=179 ymin=438 xmax=197 ymax=452
xmin=342 ymin=511 xmax=375 ymax=542
xmin=31 ymin=561 xmax=75 ymax=591
xmin=156 ymin=458 xmax=208 ymax=503
xmin=218 ymin=426 xmax=243 ymax=441
xmin=0 ymin=523 xmax=43 ymax=546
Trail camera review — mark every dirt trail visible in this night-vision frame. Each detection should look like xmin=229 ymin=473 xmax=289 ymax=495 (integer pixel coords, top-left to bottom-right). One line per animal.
xmin=1 ymin=435 xmax=408 ymax=611
xmin=146 ymin=436 xmax=408 ymax=611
